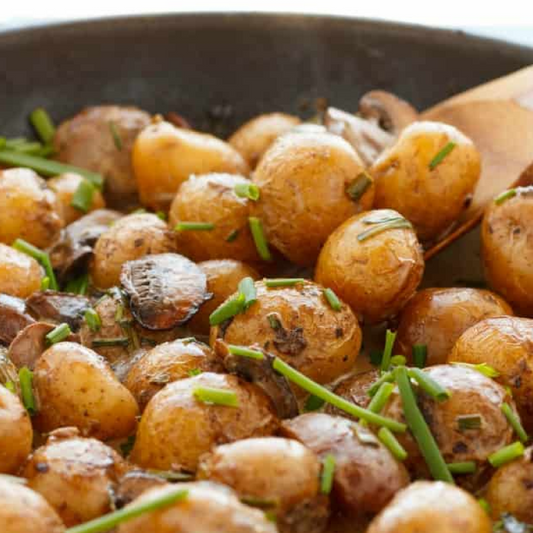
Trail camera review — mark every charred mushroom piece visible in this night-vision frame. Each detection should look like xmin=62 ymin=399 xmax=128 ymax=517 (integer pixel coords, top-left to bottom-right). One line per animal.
xmin=112 ymin=470 xmax=167 ymax=509
xmin=120 ymin=253 xmax=209 ymax=330
xmin=26 ymin=291 xmax=91 ymax=330
xmin=0 ymin=294 xmax=35 ymax=345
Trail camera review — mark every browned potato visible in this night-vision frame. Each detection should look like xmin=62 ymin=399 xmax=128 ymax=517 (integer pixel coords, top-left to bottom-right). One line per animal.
xmin=228 ymin=112 xmax=301 ymax=168
xmin=211 ymin=280 xmax=361 ymax=390
xmin=0 ymin=477 xmax=65 ymax=533
xmin=117 ymin=482 xmax=277 ymax=533
xmin=54 ymin=105 xmax=151 ymax=207
xmin=47 ymin=173 xmax=106 ymax=225
xmin=198 ymin=437 xmax=328 ymax=533
xmin=367 ymin=481 xmax=491 ymax=533
xmin=124 ymin=338 xmax=223 ymax=410
xmin=33 ymin=342 xmax=139 ymax=439
xmin=90 ymin=213 xmax=177 ymax=289
xmin=448 ymin=316 xmax=533 ymax=431
xmin=0 ymin=385 xmax=33 ymax=474
xmin=481 ymin=186 xmax=533 ymax=316
xmin=23 ymin=427 xmax=129 ymax=526
xmin=396 ymin=288 xmax=513 ymax=366
xmin=252 ymin=128 xmax=374 ymax=266
xmin=0 ymin=243 xmax=42 ymax=298
xmin=130 ymin=372 xmax=278 ymax=471
xmin=0 ymin=168 xmax=63 ymax=248
xmin=281 ymin=413 xmax=409 ymax=515
xmin=371 ymin=121 xmax=481 ymax=242
xmin=315 ymin=209 xmax=424 ymax=324
xmin=132 ymin=121 xmax=250 ymax=210
xmin=326 ymin=369 xmax=380 ymax=413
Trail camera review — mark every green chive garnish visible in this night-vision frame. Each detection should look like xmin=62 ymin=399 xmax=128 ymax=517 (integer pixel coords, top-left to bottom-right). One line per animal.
xmin=452 ymin=362 xmax=500 ymax=378
xmin=175 ymin=221 xmax=215 ymax=231
xmin=357 ymin=218 xmax=412 ymax=242
xmin=92 ymin=337 xmax=130 ymax=348
xmin=447 ymin=461 xmax=477 ymax=475
xmin=378 ymin=427 xmax=408 ymax=461
xmin=367 ymin=382 xmax=395 ymax=414
xmin=304 ymin=394 xmax=326 ymax=412
xmin=40 ymin=277 xmax=50 ymax=291
xmin=495 ymin=189 xmax=517 ymax=205
xmin=71 ymin=179 xmax=96 ymax=213
xmin=238 ymin=277 xmax=257 ymax=309
xmin=501 ymin=403 xmax=528 ymax=443
xmin=429 ymin=142 xmax=456 ymax=170
xmin=108 ymin=121 xmax=123 ymax=151
xmin=227 ymin=345 xmax=264 ymax=360
xmin=156 ymin=211 xmax=167 ymax=221
xmin=4 ymin=381 xmax=16 ymax=394
xmin=225 ymin=229 xmax=239 ymax=242
xmin=320 ymin=454 xmax=336 ymax=494
xmin=367 ymin=371 xmax=395 ymax=398
xmin=234 ymin=182 xmax=260 ymax=201
xmin=346 ymin=172 xmax=372 ymax=201
xmin=457 ymin=414 xmax=483 ymax=431
xmin=84 ymin=308 xmax=102 ymax=333
xmin=12 ymin=141 xmax=44 ymax=154
xmin=412 ymin=344 xmax=427 ymax=368
xmin=488 ymin=441 xmax=524 ymax=468
xmin=264 ymin=278 xmax=305 ymax=288
xmin=408 ymin=368 xmax=451 ymax=402
xmin=65 ymin=273 xmax=89 ymax=295
xmin=381 ymin=329 xmax=397 ymax=372
xmin=478 ymin=498 xmax=491 ymax=515
xmin=390 ymin=355 xmax=407 ymax=367
xmin=209 ymin=293 xmax=246 ymax=326
xmin=248 ymin=217 xmax=272 ymax=261
xmin=193 ymin=387 xmax=239 ymax=407
xmin=323 ymin=288 xmax=341 ymax=311
xmin=12 ymin=238 xmax=58 ymax=291
xmin=18 ymin=367 xmax=37 ymax=415
xmin=45 ymin=323 xmax=71 ymax=345
xmin=30 ymin=108 xmax=56 ymax=144
xmin=188 ymin=368 xmax=202 ymax=377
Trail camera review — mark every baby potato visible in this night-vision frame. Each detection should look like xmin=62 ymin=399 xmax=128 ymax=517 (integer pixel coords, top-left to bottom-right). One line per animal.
xmin=169 ymin=173 xmax=261 ymax=262
xmin=315 ymin=209 xmax=424 ymax=324
xmin=130 ymin=372 xmax=278 ymax=472
xmin=448 ymin=316 xmax=533 ymax=431
xmin=0 ymin=243 xmax=43 ymax=298
xmin=198 ymin=437 xmax=328 ymax=533
xmin=0 ymin=477 xmax=65 ymax=533
xmin=228 ymin=112 xmax=301 ymax=168
xmin=252 ymin=128 xmax=374 ymax=266
xmin=0 ymin=385 xmax=33 ymax=474
xmin=90 ymin=213 xmax=177 ymax=289
xmin=33 ymin=342 xmax=139 ymax=440
xmin=189 ymin=260 xmax=260 ymax=335
xmin=0 ymin=168 xmax=63 ymax=248
xmin=481 ymin=186 xmax=533 ymax=316
xmin=47 ymin=173 xmax=105 ymax=225
xmin=367 ymin=481 xmax=491 ymax=533
xmin=371 ymin=121 xmax=481 ymax=242
xmin=396 ymin=288 xmax=513 ymax=366
xmin=211 ymin=280 xmax=361 ymax=390
xmin=54 ymin=105 xmax=151 ymax=208
xmin=23 ymin=428 xmax=129 ymax=526
xmin=132 ymin=121 xmax=249 ymax=210
xmin=117 ymin=482 xmax=277 ymax=533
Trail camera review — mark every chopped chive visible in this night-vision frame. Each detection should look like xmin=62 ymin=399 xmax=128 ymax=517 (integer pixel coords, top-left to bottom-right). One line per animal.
xmin=91 ymin=337 xmax=130 ymax=348
xmin=12 ymin=238 xmax=58 ymax=291
xmin=501 ymin=403 xmax=528 ymax=443
xmin=378 ymin=427 xmax=408 ymax=461
xmin=12 ymin=141 xmax=44 ymax=154
xmin=272 ymin=357 xmax=406 ymax=432
xmin=267 ymin=313 xmax=282 ymax=331
xmin=71 ymin=179 xmax=96 ymax=213
xmin=412 ymin=344 xmax=427 ymax=368
xmin=18 ymin=367 xmax=37 ymax=415
xmin=429 ymin=142 xmax=456 ymax=170
xmin=131 ymin=208 xmax=147 ymax=215
xmin=180 ymin=337 xmax=197 ymax=345
xmin=174 ymin=221 xmax=215 ymax=231
xmin=45 ymin=323 xmax=71 ymax=345
xmin=320 ymin=454 xmax=336 ymax=494
xmin=394 ymin=366 xmax=454 ymax=483
xmin=381 ymin=329 xmax=397 ymax=372
xmin=346 ymin=172 xmax=372 ymax=201
xmin=65 ymin=488 xmax=189 ymax=533
xmin=209 ymin=293 xmax=246 ymax=326
xmin=447 ymin=461 xmax=477 ymax=475
xmin=225 ymin=229 xmax=239 ymax=242
xmin=478 ymin=498 xmax=491 ymax=515
xmin=188 ymin=368 xmax=202 ymax=377
xmin=4 ymin=381 xmax=16 ymax=394
xmin=248 ymin=217 xmax=272 ymax=261
xmin=193 ymin=386 xmax=239 ymax=407
xmin=0 ymin=137 xmax=4 ymax=149
xmin=452 ymin=362 xmax=500 ymax=378
xmin=367 ymin=371 xmax=395 ymax=398
xmin=408 ymin=368 xmax=451 ymax=402
xmin=108 ymin=121 xmax=123 ymax=151
xmin=304 ymin=394 xmax=326 ymax=412
xmin=5 ymin=137 xmax=27 ymax=148
xmin=84 ymin=308 xmax=102 ymax=333
xmin=30 ymin=107 xmax=56 ymax=144
xmin=238 ymin=277 xmax=257 ymax=309
xmin=495 ymin=189 xmax=517 ymax=205
xmin=234 ymin=182 xmax=260 ymax=201
xmin=228 ymin=345 xmax=264 ymax=360
xmin=264 ymin=278 xmax=305 ymax=288
xmin=156 ymin=211 xmax=167 ymax=221
xmin=40 ymin=276 xmax=50 ymax=291
xmin=323 ymin=288 xmax=341 ymax=311
xmin=65 ymin=273 xmax=89 ymax=295
xmin=367 ymin=382 xmax=395 ymax=414
xmin=363 ymin=212 xmax=405 ymax=225
xmin=390 ymin=355 xmax=407 ymax=367
xmin=357 ymin=219 xmax=412 ymax=242
xmin=114 ymin=302 xmax=125 ymax=322
xmin=457 ymin=414 xmax=483 ymax=431
xmin=240 ymin=496 xmax=278 ymax=508
xmin=120 ymin=435 xmax=136 ymax=457
xmin=148 ymin=470 xmax=194 ymax=482
xmin=488 ymin=441 xmax=525 ymax=468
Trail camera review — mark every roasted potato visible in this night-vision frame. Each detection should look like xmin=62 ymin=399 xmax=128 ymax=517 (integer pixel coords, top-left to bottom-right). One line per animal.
xmin=132 ymin=121 xmax=249 ymax=210
xmin=371 ymin=121 xmax=481 ymax=242
xmin=0 ymin=168 xmax=63 ymax=248
xmin=252 ymin=128 xmax=374 ymax=266
xmin=315 ymin=209 xmax=424 ymax=324
xmin=326 ymin=369 xmax=380 ymax=414
xmin=130 ymin=372 xmax=278 ymax=471
xmin=198 ymin=437 xmax=328 ymax=533
xmin=0 ymin=243 xmax=43 ymax=298
xmin=367 ymin=481 xmax=491 ymax=533
xmin=396 ymin=288 xmax=512 ymax=366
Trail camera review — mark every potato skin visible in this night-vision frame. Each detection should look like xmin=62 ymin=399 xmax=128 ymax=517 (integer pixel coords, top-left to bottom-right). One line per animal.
xmin=169 ymin=173 xmax=261 ymax=262
xmin=396 ymin=288 xmax=513 ymax=366
xmin=252 ymin=129 xmax=374 ymax=266
xmin=33 ymin=342 xmax=139 ymax=440
xmin=315 ymin=209 xmax=424 ymax=324
xmin=448 ymin=316 xmax=533 ymax=431
xmin=228 ymin=112 xmax=301 ymax=168
xmin=371 ymin=121 xmax=481 ymax=242
xmin=0 ymin=168 xmax=63 ymax=248
xmin=0 ymin=243 xmax=42 ymax=298
xmin=367 ymin=481 xmax=491 ymax=533
xmin=130 ymin=372 xmax=278 ymax=472
xmin=133 ymin=121 xmax=249 ymax=210
xmin=90 ymin=213 xmax=177 ymax=289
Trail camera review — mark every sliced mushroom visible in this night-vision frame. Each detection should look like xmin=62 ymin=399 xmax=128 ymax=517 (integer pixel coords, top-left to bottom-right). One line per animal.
xmin=120 ymin=253 xmax=209 ymax=330
xmin=113 ymin=470 xmax=167 ymax=508
xmin=0 ymin=294 xmax=35 ymax=345
xmin=26 ymin=291 xmax=91 ymax=330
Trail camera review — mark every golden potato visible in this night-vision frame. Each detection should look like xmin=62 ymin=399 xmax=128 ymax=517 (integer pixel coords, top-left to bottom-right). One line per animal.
xmin=132 ymin=121 xmax=249 ymax=210
xmin=228 ymin=112 xmax=301 ymax=168
xmin=47 ymin=173 xmax=105 ymax=225
xmin=130 ymin=372 xmax=278 ymax=472
xmin=90 ymin=213 xmax=177 ymax=289
xmin=33 ymin=342 xmax=139 ymax=439
xmin=23 ymin=427 xmax=129 ymax=526
xmin=367 ymin=481 xmax=491 ymax=533
xmin=211 ymin=280 xmax=361 ymax=390
xmin=0 ymin=243 xmax=43 ymax=298
xmin=169 ymin=173 xmax=262 ymax=262
xmin=396 ymin=288 xmax=513 ymax=366
xmin=371 ymin=121 xmax=481 ymax=242
xmin=315 ymin=209 xmax=424 ymax=324
xmin=0 ymin=168 xmax=63 ymax=248
xmin=0 ymin=385 xmax=33 ymax=474
xmin=252 ymin=128 xmax=374 ymax=266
